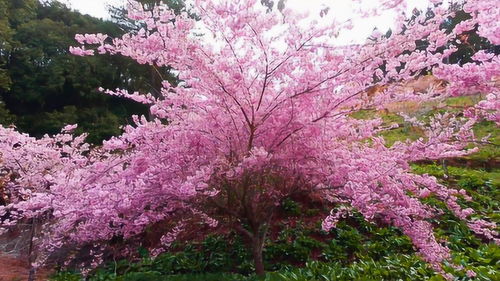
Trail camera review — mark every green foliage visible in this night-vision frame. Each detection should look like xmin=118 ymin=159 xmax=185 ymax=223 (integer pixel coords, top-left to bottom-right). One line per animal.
xmin=0 ymin=0 xmax=162 ymax=143
xmin=265 ymin=223 xmax=324 ymax=270
xmin=50 ymin=271 xmax=81 ymax=281
xmin=280 ymin=198 xmax=302 ymax=216
xmin=0 ymin=99 xmax=15 ymax=124
xmin=0 ymin=0 xmax=37 ymax=91
xmin=348 ymin=109 xmax=377 ymax=120
xmin=468 ymin=121 xmax=500 ymax=162
xmin=53 ymin=243 xmax=499 ymax=280
xmin=411 ymin=163 xmax=499 ymax=191
xmin=145 ymin=235 xmax=252 ymax=274
xmin=378 ymin=124 xmax=423 ymax=147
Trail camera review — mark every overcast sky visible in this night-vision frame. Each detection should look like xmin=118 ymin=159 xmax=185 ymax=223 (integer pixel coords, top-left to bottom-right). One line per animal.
xmin=63 ymin=0 xmax=430 ymax=44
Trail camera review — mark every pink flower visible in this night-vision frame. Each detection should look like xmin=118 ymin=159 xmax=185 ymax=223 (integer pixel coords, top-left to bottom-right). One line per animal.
xmin=466 ymin=270 xmax=477 ymax=278
xmin=2 ymin=0 xmax=498 ymax=277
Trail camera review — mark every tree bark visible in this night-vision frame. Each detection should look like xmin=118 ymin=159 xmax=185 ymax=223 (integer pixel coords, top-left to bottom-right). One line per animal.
xmin=251 ymin=236 xmax=265 ymax=276
xmin=27 ymin=218 xmax=37 ymax=281
xmin=27 ymin=268 xmax=36 ymax=281
xmin=441 ymin=159 xmax=449 ymax=179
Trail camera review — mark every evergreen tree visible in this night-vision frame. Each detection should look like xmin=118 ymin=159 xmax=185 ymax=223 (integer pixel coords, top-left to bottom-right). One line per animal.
xmin=0 ymin=0 xmax=152 ymax=143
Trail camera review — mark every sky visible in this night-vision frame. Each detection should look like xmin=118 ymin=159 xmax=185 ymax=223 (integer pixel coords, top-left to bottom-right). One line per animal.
xmin=61 ymin=0 xmax=121 ymax=19
xmin=63 ymin=0 xmax=430 ymax=44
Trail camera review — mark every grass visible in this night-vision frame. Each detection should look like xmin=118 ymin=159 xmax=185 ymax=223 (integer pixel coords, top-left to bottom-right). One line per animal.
xmin=350 ymin=96 xmax=499 ymax=162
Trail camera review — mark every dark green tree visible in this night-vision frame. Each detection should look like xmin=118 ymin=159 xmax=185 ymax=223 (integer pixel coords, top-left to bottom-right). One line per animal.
xmin=0 ymin=0 xmax=156 ymax=143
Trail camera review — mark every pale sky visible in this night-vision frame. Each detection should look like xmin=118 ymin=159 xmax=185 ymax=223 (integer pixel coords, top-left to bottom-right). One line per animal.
xmin=61 ymin=0 xmax=120 ymax=19
xmin=63 ymin=0 xmax=431 ymax=44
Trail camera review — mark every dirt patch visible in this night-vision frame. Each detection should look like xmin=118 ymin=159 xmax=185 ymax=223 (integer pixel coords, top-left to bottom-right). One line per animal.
xmin=0 ymin=254 xmax=51 ymax=281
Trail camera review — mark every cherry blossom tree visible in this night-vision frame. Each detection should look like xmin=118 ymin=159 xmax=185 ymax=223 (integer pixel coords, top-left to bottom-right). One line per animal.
xmin=0 ymin=124 xmax=90 ymax=279
xmin=1 ymin=0 xmax=498 ymax=277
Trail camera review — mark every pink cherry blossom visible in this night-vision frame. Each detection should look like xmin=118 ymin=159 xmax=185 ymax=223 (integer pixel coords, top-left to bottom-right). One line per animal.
xmin=1 ymin=0 xmax=498 ymax=277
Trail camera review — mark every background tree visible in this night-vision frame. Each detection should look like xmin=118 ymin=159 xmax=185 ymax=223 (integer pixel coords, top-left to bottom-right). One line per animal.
xmin=0 ymin=0 xmax=153 ymax=143
xmin=0 ymin=0 xmax=37 ymax=125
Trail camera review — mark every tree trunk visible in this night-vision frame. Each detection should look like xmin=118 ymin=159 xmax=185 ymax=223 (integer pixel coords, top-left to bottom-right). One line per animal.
xmin=441 ymin=159 xmax=449 ymax=179
xmin=27 ymin=268 xmax=36 ymax=281
xmin=27 ymin=218 xmax=37 ymax=281
xmin=148 ymin=66 xmax=162 ymax=121
xmin=251 ymin=236 xmax=265 ymax=276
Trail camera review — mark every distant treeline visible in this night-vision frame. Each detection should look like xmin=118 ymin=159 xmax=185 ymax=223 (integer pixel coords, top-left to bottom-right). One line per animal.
xmin=0 ymin=0 xmax=179 ymax=143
